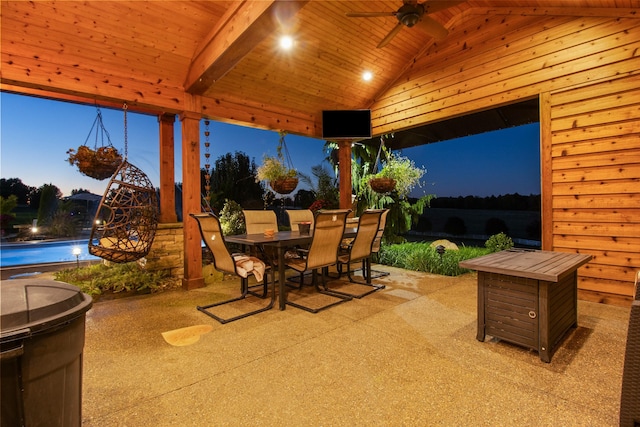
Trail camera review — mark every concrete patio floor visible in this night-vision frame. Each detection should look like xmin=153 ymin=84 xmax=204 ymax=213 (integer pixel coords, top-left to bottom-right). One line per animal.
xmin=77 ymin=265 xmax=629 ymax=426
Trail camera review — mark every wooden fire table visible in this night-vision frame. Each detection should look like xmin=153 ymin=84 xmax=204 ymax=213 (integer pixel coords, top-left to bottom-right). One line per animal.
xmin=459 ymin=249 xmax=591 ymax=362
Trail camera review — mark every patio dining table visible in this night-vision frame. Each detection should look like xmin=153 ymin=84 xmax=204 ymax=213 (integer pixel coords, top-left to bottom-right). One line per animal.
xmin=226 ymin=227 xmax=358 ymax=310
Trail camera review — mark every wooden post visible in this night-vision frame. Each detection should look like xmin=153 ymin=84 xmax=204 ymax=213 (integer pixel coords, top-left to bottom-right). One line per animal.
xmin=539 ymin=92 xmax=553 ymax=251
xmin=158 ymin=113 xmax=177 ymax=223
xmin=180 ymin=112 xmax=204 ymax=290
xmin=338 ymin=140 xmax=353 ymax=211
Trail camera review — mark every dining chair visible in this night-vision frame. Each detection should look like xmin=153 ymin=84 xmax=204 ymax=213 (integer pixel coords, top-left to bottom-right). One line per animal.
xmin=284 ymin=209 xmax=352 ymax=313
xmin=243 ymin=209 xmax=278 ymax=234
xmin=285 ymin=209 xmax=315 ymax=288
xmin=243 ymin=209 xmax=279 ymax=264
xmin=368 ymin=208 xmax=391 ymax=279
xmin=331 ymin=209 xmax=386 ymax=298
xmin=286 ymin=209 xmax=314 ymax=232
xmin=191 ymin=213 xmax=275 ymax=324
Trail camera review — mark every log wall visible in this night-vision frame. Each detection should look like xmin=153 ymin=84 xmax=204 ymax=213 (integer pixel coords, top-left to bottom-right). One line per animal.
xmin=372 ymin=13 xmax=640 ymax=304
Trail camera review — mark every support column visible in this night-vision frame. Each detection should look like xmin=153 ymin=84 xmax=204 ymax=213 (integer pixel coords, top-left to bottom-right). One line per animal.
xmin=338 ymin=140 xmax=353 ymax=211
xmin=180 ymin=112 xmax=204 ymax=290
xmin=158 ymin=113 xmax=177 ymax=223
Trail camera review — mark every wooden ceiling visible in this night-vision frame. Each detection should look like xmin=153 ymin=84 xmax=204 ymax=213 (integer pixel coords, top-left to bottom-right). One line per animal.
xmin=1 ymin=0 xmax=637 ymax=139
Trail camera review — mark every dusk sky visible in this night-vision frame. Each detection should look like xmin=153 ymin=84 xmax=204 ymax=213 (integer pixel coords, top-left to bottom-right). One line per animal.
xmin=1 ymin=92 xmax=540 ymax=199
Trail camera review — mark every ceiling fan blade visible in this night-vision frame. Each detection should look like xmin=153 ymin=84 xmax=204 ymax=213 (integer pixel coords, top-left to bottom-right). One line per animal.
xmin=420 ymin=0 xmax=465 ymax=15
xmin=416 ymin=15 xmax=448 ymax=40
xmin=346 ymin=12 xmax=396 ymax=18
xmin=377 ymin=22 xmax=404 ymax=48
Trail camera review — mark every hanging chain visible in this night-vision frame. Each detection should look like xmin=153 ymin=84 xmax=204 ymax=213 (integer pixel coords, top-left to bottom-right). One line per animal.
xmin=204 ymin=120 xmax=211 ymax=199
xmin=122 ymin=102 xmax=128 ymax=159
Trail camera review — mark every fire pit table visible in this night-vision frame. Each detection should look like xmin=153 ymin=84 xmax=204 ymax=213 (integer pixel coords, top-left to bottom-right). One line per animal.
xmin=459 ymin=249 xmax=591 ymax=362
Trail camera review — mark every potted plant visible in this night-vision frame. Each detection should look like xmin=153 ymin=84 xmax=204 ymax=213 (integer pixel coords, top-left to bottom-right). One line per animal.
xmin=66 ymin=145 xmax=123 ymax=180
xmin=255 ymin=131 xmax=298 ymax=194
xmin=368 ymin=152 xmax=425 ymax=198
xmin=67 ymin=107 xmax=123 ymax=180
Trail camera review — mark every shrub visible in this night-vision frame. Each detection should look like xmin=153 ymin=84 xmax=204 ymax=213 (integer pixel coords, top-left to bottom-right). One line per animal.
xmin=219 ymin=199 xmax=245 ymax=235
xmin=55 ymin=262 xmax=174 ymax=298
xmin=485 ymin=232 xmax=514 ymax=252
xmin=378 ymin=242 xmax=489 ymax=276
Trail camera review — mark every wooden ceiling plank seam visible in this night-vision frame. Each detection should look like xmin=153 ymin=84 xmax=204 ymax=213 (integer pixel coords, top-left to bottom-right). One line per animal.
xmin=3 ymin=38 xmax=186 ymax=90
xmin=374 ymin=58 xmax=638 ymax=136
xmin=1 ymin=23 xmax=193 ymax=78
xmin=373 ymin=24 xmax=640 ymax=125
xmin=376 ymin=15 xmax=624 ymax=108
xmin=16 ymin=1 xmax=207 ymax=58
xmin=400 ymin=15 xmax=582 ymax=89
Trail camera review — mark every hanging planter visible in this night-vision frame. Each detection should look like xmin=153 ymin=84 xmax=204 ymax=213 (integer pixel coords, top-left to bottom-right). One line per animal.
xmin=367 ymin=135 xmax=424 ymax=197
xmin=270 ymin=176 xmax=299 ymax=194
xmin=67 ymin=107 xmax=123 ymax=180
xmin=256 ymin=131 xmax=298 ymax=195
xmin=369 ymin=177 xmax=396 ymax=193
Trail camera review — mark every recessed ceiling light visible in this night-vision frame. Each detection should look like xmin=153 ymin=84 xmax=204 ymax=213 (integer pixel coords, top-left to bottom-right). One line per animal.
xmin=279 ymin=35 xmax=294 ymax=50
xmin=362 ymin=71 xmax=373 ymax=81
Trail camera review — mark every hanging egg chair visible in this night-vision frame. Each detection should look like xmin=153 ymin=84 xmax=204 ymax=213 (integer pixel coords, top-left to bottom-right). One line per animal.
xmin=88 ymin=104 xmax=159 ymax=263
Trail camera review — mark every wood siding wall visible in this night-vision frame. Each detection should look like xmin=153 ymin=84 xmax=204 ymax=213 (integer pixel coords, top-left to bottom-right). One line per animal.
xmin=372 ymin=13 xmax=640 ymax=303
xmin=548 ymin=75 xmax=640 ymax=303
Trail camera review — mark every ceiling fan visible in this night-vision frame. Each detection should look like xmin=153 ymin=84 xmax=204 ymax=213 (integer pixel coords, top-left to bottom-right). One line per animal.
xmin=346 ymin=0 xmax=462 ymax=48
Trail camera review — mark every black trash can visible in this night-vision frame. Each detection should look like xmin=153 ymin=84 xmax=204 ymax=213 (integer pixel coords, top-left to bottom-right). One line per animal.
xmin=1 ymin=279 xmax=92 ymax=427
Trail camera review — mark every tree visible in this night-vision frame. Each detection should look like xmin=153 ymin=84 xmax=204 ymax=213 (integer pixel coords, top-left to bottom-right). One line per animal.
xmin=204 ymin=151 xmax=263 ymax=211
xmin=37 ymin=184 xmax=62 ymax=225
xmin=0 ymin=177 xmax=35 ymax=205
xmin=298 ymin=164 xmax=339 ymax=209
xmin=0 ymin=195 xmax=18 ymax=234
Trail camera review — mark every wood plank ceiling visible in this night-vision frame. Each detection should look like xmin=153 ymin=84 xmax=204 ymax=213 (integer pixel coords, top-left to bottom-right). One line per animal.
xmin=1 ymin=1 xmax=637 ymax=139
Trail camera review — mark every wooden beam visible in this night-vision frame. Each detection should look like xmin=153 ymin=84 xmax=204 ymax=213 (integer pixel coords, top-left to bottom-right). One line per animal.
xmin=180 ymin=111 xmax=204 ymax=290
xmin=338 ymin=141 xmax=353 ymax=211
xmin=184 ymin=0 xmax=310 ymax=94
xmin=158 ymin=113 xmax=178 ymax=223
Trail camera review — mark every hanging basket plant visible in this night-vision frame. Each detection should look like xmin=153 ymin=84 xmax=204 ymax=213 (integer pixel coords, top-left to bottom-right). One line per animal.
xmin=369 ymin=177 xmax=396 ymax=193
xmin=66 ymin=107 xmax=123 ymax=180
xmin=256 ymin=131 xmax=298 ymax=195
xmin=367 ymin=136 xmax=424 ymax=197
xmin=269 ymin=176 xmax=299 ymax=194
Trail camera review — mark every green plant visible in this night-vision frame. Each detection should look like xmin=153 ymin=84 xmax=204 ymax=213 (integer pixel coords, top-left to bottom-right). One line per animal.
xmin=371 ymin=151 xmax=425 ymax=199
xmin=485 ymin=232 xmax=514 ymax=252
xmin=378 ymin=241 xmax=490 ymax=276
xmin=255 ymin=155 xmax=297 ymax=181
xmin=219 ymin=199 xmax=246 ymax=235
xmin=54 ymin=262 xmax=174 ymax=298
xmin=255 ymin=132 xmax=297 ymax=182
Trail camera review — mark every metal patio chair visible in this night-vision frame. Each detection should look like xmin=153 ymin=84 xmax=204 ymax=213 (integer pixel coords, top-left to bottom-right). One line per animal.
xmin=284 ymin=209 xmax=352 ymax=313
xmin=331 ymin=209 xmax=386 ymax=298
xmin=191 ymin=213 xmax=275 ymax=324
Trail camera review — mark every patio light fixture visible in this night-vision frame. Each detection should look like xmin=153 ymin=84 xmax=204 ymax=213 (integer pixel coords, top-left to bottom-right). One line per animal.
xmin=279 ymin=35 xmax=294 ymax=50
xmin=72 ymin=246 xmax=82 ymax=268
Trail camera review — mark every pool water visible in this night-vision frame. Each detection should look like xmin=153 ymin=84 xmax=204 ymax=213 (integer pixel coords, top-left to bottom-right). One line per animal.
xmin=0 ymin=240 xmax=99 ymax=267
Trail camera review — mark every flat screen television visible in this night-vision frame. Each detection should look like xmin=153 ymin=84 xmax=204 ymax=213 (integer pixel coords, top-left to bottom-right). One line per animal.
xmin=322 ymin=109 xmax=372 ymax=140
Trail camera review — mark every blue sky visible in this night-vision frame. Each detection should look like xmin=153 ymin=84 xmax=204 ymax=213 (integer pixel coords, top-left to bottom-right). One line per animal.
xmin=1 ymin=92 xmax=540 ymax=199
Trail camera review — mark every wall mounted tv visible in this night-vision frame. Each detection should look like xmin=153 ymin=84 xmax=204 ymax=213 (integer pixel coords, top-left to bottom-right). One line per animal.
xmin=322 ymin=109 xmax=372 ymax=140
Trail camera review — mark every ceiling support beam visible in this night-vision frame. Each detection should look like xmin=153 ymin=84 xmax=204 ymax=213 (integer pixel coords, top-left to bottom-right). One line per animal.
xmin=184 ymin=0 xmax=310 ymax=95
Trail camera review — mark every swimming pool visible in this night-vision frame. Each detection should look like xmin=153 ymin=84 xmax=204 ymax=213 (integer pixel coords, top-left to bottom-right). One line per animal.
xmin=0 ymin=239 xmax=100 ymax=267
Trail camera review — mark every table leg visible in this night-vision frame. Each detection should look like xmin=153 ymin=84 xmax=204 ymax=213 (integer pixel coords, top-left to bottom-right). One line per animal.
xmin=476 ymin=272 xmax=486 ymax=342
xmin=278 ymin=245 xmax=286 ymax=310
